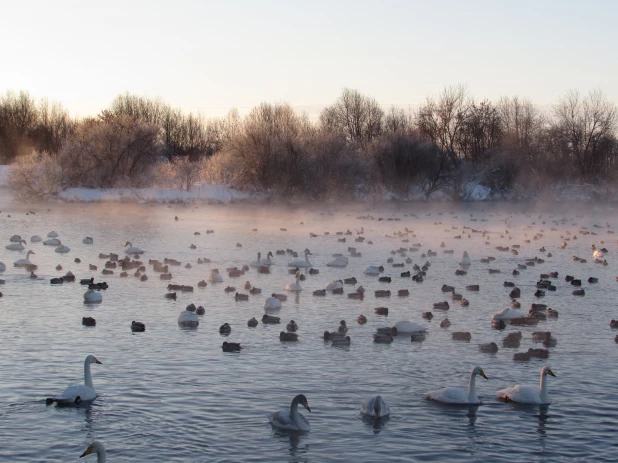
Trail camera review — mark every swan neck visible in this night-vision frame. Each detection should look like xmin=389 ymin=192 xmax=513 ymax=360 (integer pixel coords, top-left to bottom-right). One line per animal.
xmin=84 ymin=360 xmax=94 ymax=391
xmin=97 ymin=446 xmax=106 ymax=463
xmin=468 ymin=371 xmax=477 ymax=402
xmin=296 ymin=274 xmax=300 ymax=284
xmin=540 ymin=372 xmax=549 ymax=402
xmin=305 ymin=252 xmax=310 ymax=263
xmin=290 ymin=398 xmax=300 ymax=425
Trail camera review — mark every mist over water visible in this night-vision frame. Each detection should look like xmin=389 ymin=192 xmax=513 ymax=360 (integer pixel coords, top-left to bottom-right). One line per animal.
xmin=1 ymin=199 xmax=617 ymax=462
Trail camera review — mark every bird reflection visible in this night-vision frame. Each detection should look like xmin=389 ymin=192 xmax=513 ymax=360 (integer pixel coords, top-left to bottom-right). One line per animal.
xmin=466 ymin=405 xmax=479 ymax=427
xmin=272 ymin=430 xmax=309 ymax=461
xmin=294 ymin=292 xmax=300 ymax=304
xmin=361 ymin=414 xmax=390 ymax=433
xmin=537 ymin=405 xmax=550 ymax=437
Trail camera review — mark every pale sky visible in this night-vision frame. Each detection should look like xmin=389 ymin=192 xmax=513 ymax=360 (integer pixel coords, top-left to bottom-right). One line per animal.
xmin=1 ymin=0 xmax=616 ymax=119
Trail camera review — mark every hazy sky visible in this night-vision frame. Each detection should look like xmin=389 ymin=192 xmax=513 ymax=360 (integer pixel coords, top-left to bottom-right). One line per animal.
xmin=1 ymin=0 xmax=616 ymax=118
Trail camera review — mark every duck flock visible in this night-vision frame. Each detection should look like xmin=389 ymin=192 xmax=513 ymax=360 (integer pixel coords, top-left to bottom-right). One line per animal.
xmin=0 ymin=206 xmax=616 ymax=461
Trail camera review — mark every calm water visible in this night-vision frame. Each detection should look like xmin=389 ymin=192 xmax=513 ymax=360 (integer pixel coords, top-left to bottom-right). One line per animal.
xmin=1 ymin=200 xmax=617 ymax=462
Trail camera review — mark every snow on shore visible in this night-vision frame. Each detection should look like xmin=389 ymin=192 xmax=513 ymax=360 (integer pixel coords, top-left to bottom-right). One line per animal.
xmin=57 ymin=183 xmax=256 ymax=203
xmin=0 ymin=165 xmax=10 ymax=186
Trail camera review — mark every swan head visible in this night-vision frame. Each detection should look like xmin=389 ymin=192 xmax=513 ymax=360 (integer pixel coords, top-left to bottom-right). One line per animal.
xmin=294 ymin=394 xmax=311 ymax=412
xmin=20 ymin=239 xmax=26 ymax=245
xmin=541 ymin=366 xmax=556 ymax=377
xmin=80 ymin=441 xmax=105 ymax=458
xmin=85 ymin=355 xmax=102 ymax=365
xmin=125 ymin=241 xmax=132 ymax=247
xmin=374 ymin=395 xmax=385 ymax=416
xmin=26 ymin=250 xmax=35 ymax=257
xmin=472 ymin=366 xmax=488 ymax=379
xmin=305 ymin=250 xmax=312 ymax=256
xmin=295 ymin=271 xmax=300 ymax=278
xmin=267 ymin=251 xmax=273 ymax=258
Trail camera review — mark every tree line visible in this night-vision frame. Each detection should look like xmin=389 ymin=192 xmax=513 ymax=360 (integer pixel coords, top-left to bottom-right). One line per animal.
xmin=3 ymin=86 xmax=617 ymax=200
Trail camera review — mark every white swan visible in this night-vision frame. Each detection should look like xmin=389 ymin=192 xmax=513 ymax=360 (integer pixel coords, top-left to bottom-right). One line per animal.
xmin=178 ymin=310 xmax=199 ymax=327
xmin=44 ymin=238 xmax=61 ymax=246
xmin=0 ymin=261 xmax=5 ymax=272
xmin=55 ymin=244 xmax=71 ymax=253
xmin=206 ymin=269 xmax=223 ymax=283
xmin=46 ymin=355 xmax=102 ymax=405
xmin=593 ymin=249 xmax=604 ymax=259
xmin=250 ymin=252 xmax=263 ymax=268
xmin=394 ymin=320 xmax=426 ymax=334
xmin=125 ymin=241 xmax=144 ymax=254
xmin=268 ymin=394 xmax=311 ymax=431
xmin=264 ymin=296 xmax=282 ymax=310
xmin=285 ymin=271 xmax=303 ymax=292
xmin=30 ymin=235 xmax=42 ymax=243
xmin=5 ymin=239 xmax=26 ymax=251
xmin=327 ymin=256 xmax=348 ymax=267
xmin=84 ymin=290 xmax=103 ymax=303
xmin=80 ymin=441 xmax=106 ymax=462
xmin=497 ymin=365 xmax=556 ymax=405
xmin=9 ymin=234 xmax=22 ymax=242
xmin=361 ymin=395 xmax=390 ymax=417
xmin=47 ymin=231 xmax=59 ymax=238
xmin=426 ymin=366 xmax=488 ymax=404
xmin=364 ymin=265 xmax=380 ymax=275
xmin=83 ymin=237 xmax=94 ymax=245
xmin=325 ymin=280 xmax=343 ymax=291
xmin=288 ymin=250 xmax=313 ymax=268
xmin=460 ymin=251 xmax=471 ymax=266
xmin=261 ymin=251 xmax=275 ymax=266
xmin=492 ymin=308 xmax=524 ymax=320
xmin=14 ymin=250 xmax=35 ymax=267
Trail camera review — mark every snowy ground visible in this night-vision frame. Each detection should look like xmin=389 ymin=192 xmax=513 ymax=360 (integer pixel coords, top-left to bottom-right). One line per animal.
xmin=0 ymin=165 xmax=10 ymax=187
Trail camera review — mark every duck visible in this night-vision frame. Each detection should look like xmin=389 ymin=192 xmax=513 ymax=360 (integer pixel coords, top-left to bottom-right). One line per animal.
xmin=83 ymin=290 xmax=103 ymax=303
xmin=219 ymin=323 xmax=232 ymax=335
xmin=30 ymin=235 xmax=42 ymax=243
xmin=131 ymin=321 xmax=146 ymax=332
xmin=285 ymin=271 xmax=303 ymax=292
xmin=357 ymin=314 xmax=367 ymax=324
xmin=222 ymin=341 xmax=242 ymax=352
xmin=338 ymin=320 xmax=348 ymax=334
xmin=248 ymin=317 xmax=258 ymax=327
xmin=360 ymin=395 xmax=390 ymax=417
xmin=9 ymin=234 xmax=22 ymax=242
xmin=288 ymin=250 xmax=313 ymax=268
xmin=43 ymin=238 xmax=61 ymax=246
xmin=280 ymin=331 xmax=299 ymax=341
xmin=124 ymin=241 xmax=145 ymax=254
xmin=268 ymin=394 xmax=311 ymax=431
xmin=5 ymin=239 xmax=26 ymax=251
xmin=82 ymin=317 xmax=96 ymax=327
xmin=286 ymin=320 xmax=298 ymax=332
xmin=426 ymin=366 xmax=488 ymax=404
xmin=47 ymin=231 xmax=59 ymax=238
xmin=234 ymin=292 xmax=249 ymax=301
xmin=83 ymin=237 xmax=94 ymax=245
xmin=497 ymin=366 xmax=556 ymax=404
xmin=45 ymin=355 xmax=102 ymax=405
xmin=373 ymin=333 xmax=394 ymax=343
xmin=262 ymin=314 xmax=280 ymax=324
xmin=479 ymin=342 xmax=499 ymax=353
xmin=331 ymin=336 xmax=351 ymax=346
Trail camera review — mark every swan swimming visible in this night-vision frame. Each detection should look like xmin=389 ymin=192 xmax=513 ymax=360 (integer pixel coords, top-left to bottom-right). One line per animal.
xmin=46 ymin=355 xmax=102 ymax=405
xmin=264 ymin=296 xmax=282 ymax=310
xmin=394 ymin=320 xmax=426 ymax=334
xmin=327 ymin=256 xmax=348 ymax=267
xmin=325 ymin=280 xmax=343 ymax=291
xmin=55 ymin=244 xmax=71 ymax=253
xmin=364 ymin=265 xmax=380 ymax=275
xmin=492 ymin=308 xmax=525 ymax=320
xmin=250 ymin=252 xmax=263 ymax=268
xmin=268 ymin=394 xmax=311 ymax=431
xmin=497 ymin=365 xmax=556 ymax=405
xmin=178 ymin=310 xmax=199 ymax=327
xmin=80 ymin=441 xmax=106 ymax=462
xmin=426 ymin=366 xmax=488 ymax=404
xmin=361 ymin=395 xmax=390 ymax=417
xmin=84 ymin=290 xmax=103 ymax=303
xmin=261 ymin=251 xmax=274 ymax=266
xmin=14 ymin=250 xmax=35 ymax=267
xmin=288 ymin=250 xmax=313 ymax=268
xmin=207 ymin=269 xmax=224 ymax=283
xmin=285 ymin=271 xmax=303 ymax=292
xmin=124 ymin=241 xmax=144 ymax=254
xmin=5 ymin=239 xmax=26 ymax=251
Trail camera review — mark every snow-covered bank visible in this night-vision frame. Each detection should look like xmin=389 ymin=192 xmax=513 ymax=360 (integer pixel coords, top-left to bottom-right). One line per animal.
xmin=57 ymin=183 xmax=257 ymax=203
xmin=0 ymin=165 xmax=10 ymax=186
